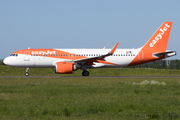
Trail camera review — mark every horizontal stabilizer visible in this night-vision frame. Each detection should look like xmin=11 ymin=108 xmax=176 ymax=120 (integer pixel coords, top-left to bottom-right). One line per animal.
xmin=153 ymin=51 xmax=176 ymax=58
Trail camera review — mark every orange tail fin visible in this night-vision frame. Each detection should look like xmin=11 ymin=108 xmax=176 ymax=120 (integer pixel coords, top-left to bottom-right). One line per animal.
xmin=129 ymin=22 xmax=173 ymax=66
xmin=143 ymin=22 xmax=172 ymax=52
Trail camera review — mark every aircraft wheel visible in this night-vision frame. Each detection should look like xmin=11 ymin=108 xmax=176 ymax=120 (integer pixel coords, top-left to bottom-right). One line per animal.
xmin=25 ymin=72 xmax=29 ymax=76
xmin=82 ymin=71 xmax=89 ymax=76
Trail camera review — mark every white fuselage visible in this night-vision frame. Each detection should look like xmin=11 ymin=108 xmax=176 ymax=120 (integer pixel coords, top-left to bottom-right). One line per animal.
xmin=3 ymin=48 xmax=141 ymax=68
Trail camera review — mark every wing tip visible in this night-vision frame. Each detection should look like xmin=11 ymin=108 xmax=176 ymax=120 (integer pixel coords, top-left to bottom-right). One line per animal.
xmin=109 ymin=42 xmax=119 ymax=54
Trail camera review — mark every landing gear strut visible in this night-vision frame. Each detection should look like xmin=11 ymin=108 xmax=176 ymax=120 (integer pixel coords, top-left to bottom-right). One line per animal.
xmin=82 ymin=71 xmax=89 ymax=76
xmin=25 ymin=68 xmax=29 ymax=76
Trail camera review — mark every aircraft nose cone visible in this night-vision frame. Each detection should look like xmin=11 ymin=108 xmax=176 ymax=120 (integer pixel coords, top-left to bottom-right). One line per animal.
xmin=3 ymin=58 xmax=7 ymax=65
xmin=3 ymin=58 xmax=10 ymax=65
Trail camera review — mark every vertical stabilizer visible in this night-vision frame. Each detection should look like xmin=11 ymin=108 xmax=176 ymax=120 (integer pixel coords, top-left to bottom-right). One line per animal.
xmin=129 ymin=22 xmax=173 ymax=66
xmin=143 ymin=22 xmax=172 ymax=52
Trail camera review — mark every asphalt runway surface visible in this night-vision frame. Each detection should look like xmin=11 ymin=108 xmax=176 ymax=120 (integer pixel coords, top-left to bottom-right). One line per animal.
xmin=1 ymin=76 xmax=180 ymax=78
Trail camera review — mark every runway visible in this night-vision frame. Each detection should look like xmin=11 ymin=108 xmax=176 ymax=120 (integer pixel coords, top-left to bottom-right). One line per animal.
xmin=1 ymin=76 xmax=180 ymax=78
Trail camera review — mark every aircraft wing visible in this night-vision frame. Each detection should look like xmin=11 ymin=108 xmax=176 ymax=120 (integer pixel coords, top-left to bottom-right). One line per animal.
xmin=74 ymin=42 xmax=119 ymax=64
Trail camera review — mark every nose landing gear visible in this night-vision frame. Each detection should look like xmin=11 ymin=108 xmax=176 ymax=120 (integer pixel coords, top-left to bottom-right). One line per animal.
xmin=25 ymin=68 xmax=29 ymax=76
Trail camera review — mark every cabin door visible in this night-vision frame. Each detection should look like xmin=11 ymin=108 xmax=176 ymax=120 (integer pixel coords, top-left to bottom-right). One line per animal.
xmin=24 ymin=51 xmax=29 ymax=61
xmin=138 ymin=50 xmax=144 ymax=61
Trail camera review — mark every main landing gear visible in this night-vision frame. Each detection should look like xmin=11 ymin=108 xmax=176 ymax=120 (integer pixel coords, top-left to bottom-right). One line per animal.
xmin=25 ymin=68 xmax=29 ymax=76
xmin=82 ymin=71 xmax=89 ymax=76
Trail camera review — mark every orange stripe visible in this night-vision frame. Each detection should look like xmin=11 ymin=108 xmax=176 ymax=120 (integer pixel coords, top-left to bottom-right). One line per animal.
xmin=97 ymin=60 xmax=118 ymax=65
xmin=13 ymin=49 xmax=86 ymax=60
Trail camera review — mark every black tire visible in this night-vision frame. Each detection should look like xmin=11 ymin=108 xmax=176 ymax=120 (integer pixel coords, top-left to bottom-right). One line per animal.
xmin=82 ymin=71 xmax=85 ymax=76
xmin=82 ymin=71 xmax=89 ymax=76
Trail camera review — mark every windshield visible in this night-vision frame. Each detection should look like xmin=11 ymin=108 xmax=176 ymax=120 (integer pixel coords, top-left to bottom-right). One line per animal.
xmin=10 ymin=54 xmax=18 ymax=57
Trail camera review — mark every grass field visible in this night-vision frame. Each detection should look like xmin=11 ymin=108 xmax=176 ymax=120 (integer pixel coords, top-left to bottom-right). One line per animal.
xmin=1 ymin=65 xmax=180 ymax=76
xmin=0 ymin=77 xmax=180 ymax=119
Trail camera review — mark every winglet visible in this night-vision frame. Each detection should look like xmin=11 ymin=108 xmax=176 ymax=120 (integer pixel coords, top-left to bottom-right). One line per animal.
xmin=109 ymin=42 xmax=119 ymax=54
xmin=74 ymin=42 xmax=119 ymax=63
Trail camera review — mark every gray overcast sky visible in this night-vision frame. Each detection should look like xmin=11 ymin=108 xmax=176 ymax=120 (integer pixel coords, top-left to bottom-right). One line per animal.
xmin=0 ymin=0 xmax=179 ymax=59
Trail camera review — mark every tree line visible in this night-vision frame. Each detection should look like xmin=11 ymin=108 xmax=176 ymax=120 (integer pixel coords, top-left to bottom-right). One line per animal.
xmin=129 ymin=59 xmax=180 ymax=69
xmin=0 ymin=60 xmax=5 ymax=65
xmin=1 ymin=59 xmax=180 ymax=69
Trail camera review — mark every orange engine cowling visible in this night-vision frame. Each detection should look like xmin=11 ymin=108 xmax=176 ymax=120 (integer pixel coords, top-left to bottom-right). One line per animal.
xmin=55 ymin=62 xmax=77 ymax=74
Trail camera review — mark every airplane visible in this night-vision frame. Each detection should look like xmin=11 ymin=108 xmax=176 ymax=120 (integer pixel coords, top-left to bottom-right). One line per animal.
xmin=3 ymin=22 xmax=176 ymax=76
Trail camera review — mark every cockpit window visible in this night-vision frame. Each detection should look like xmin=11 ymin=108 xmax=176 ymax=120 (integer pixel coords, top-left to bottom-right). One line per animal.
xmin=10 ymin=54 xmax=18 ymax=57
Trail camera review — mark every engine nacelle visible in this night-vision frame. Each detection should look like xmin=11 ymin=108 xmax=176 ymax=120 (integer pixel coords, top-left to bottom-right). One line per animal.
xmin=55 ymin=62 xmax=77 ymax=74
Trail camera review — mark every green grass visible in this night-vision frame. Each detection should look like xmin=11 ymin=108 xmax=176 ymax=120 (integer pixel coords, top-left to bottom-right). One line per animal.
xmin=0 ymin=77 xmax=180 ymax=119
xmin=1 ymin=64 xmax=180 ymax=76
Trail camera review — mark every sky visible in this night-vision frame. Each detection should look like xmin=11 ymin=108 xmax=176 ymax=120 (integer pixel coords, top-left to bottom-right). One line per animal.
xmin=0 ymin=0 xmax=180 ymax=59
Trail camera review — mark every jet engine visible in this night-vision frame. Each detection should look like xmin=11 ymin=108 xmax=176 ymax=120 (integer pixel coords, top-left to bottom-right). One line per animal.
xmin=55 ymin=62 xmax=77 ymax=74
